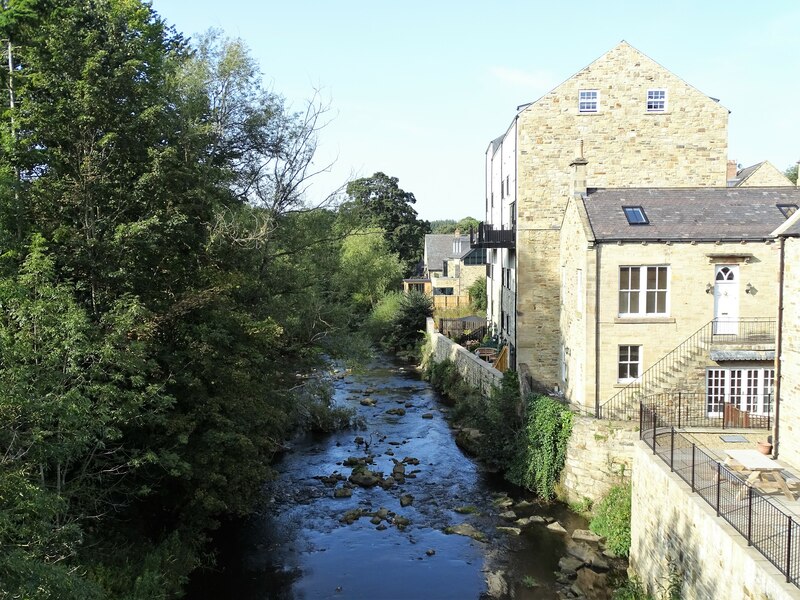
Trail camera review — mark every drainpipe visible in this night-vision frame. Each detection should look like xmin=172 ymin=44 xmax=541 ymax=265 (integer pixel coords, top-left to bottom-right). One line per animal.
xmin=595 ymin=243 xmax=602 ymax=418
xmin=773 ymin=236 xmax=786 ymax=459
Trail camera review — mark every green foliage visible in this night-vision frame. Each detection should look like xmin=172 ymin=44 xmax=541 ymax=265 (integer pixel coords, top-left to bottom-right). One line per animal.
xmin=335 ymin=229 xmax=404 ymax=315
xmin=612 ymin=577 xmax=655 ymax=600
xmin=590 ymin=484 xmax=632 ymax=557
xmin=785 ymin=164 xmax=798 ymax=185
xmin=508 ymin=395 xmax=573 ymax=499
xmin=0 ymin=1 xmax=419 ymax=596
xmin=385 ymin=291 xmax=433 ymax=352
xmin=343 ymin=172 xmax=430 ymax=275
xmin=521 ymin=575 xmax=539 ymax=589
xmin=468 ymin=277 xmax=487 ymax=312
xmin=292 ymin=381 xmax=363 ymax=433
xmin=364 ymin=291 xmax=403 ymax=345
xmin=430 ymin=217 xmax=480 ymax=234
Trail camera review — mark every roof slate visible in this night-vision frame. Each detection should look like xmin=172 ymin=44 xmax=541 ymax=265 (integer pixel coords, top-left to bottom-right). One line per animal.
xmin=583 ymin=187 xmax=800 ymax=241
xmin=424 ymin=234 xmax=471 ymax=271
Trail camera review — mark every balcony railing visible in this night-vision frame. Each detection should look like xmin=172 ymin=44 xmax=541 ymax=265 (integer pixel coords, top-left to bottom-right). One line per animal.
xmin=470 ymin=223 xmax=515 ymax=249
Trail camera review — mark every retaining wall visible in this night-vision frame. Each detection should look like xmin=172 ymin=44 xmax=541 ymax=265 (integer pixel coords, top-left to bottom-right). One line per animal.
xmin=425 ymin=318 xmax=502 ymax=396
xmin=559 ymin=415 xmax=637 ymax=505
xmin=630 ymin=442 xmax=800 ymax=600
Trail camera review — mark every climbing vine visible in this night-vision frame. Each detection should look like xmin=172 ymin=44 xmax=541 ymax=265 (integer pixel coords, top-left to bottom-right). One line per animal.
xmin=509 ymin=395 xmax=573 ymax=499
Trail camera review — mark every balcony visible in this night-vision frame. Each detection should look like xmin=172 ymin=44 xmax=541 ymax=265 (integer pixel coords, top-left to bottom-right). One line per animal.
xmin=470 ymin=222 xmax=515 ymax=249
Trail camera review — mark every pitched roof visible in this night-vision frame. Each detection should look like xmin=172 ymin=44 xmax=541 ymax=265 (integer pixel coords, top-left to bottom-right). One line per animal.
xmin=772 ymin=208 xmax=800 ymax=237
xmin=728 ymin=162 xmax=763 ymax=186
xmin=582 ymin=187 xmax=800 ymax=241
xmin=424 ymin=234 xmax=471 ymax=270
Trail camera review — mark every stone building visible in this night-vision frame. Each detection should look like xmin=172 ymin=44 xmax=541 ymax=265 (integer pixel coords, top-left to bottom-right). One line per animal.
xmin=476 ymin=40 xmax=794 ymax=401
xmin=773 ymin=208 xmax=800 ymax=469
xmin=559 ymin=181 xmax=800 ymax=417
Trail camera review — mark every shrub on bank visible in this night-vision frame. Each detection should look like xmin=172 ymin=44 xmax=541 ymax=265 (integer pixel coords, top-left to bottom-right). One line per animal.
xmin=508 ymin=395 xmax=573 ymax=500
xmin=590 ymin=484 xmax=632 ymax=557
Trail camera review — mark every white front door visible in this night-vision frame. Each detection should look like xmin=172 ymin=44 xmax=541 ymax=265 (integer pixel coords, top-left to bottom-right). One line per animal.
xmin=713 ymin=265 xmax=739 ymax=335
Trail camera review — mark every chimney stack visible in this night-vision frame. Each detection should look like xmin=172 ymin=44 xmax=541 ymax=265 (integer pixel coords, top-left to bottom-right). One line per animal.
xmin=570 ymin=157 xmax=588 ymax=198
xmin=727 ymin=159 xmax=738 ymax=181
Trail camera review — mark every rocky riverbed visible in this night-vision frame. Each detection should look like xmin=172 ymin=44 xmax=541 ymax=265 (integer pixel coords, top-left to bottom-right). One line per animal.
xmin=186 ymin=357 xmax=626 ymax=599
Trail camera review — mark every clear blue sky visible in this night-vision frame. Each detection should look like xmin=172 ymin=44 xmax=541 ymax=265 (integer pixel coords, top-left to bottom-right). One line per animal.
xmin=150 ymin=0 xmax=800 ymax=222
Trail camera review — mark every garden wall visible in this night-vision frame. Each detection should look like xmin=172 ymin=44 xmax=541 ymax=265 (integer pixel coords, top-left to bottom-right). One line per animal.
xmin=425 ymin=318 xmax=502 ymax=395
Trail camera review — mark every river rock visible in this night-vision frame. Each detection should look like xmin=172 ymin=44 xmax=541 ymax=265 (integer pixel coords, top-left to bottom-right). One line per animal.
xmin=455 ymin=428 xmax=483 ymax=455
xmin=386 ymin=408 xmax=406 ymax=416
xmin=340 ymin=509 xmax=365 ymax=524
xmin=572 ymin=529 xmax=602 ymax=543
xmin=402 ymin=456 xmax=420 ymax=465
xmin=426 ymin=549 xmax=435 ymax=556
xmin=547 ymin=521 xmax=567 ymax=534
xmin=404 ymin=402 xmax=414 ymax=408
xmin=491 ymin=496 xmax=513 ymax=508
xmin=349 ymin=467 xmax=382 ymax=488
xmin=575 ymin=567 xmax=611 ymax=599
xmin=496 ymin=526 xmax=521 ymax=535
xmin=391 ymin=461 xmax=406 ymax=477
xmin=376 ymin=524 xmax=387 ymax=531
xmin=394 ymin=515 xmax=410 ymax=530
xmin=567 ymin=542 xmax=610 ymax=571
xmin=499 ymin=510 xmax=517 ymax=521
xmin=380 ymin=476 xmax=396 ymax=489
xmin=400 ymin=494 xmax=414 ymax=507
xmin=333 ymin=487 xmax=352 ymax=498
xmin=514 ymin=500 xmax=534 ymax=510
xmin=484 ymin=570 xmax=508 ymax=598
xmin=422 ymin=413 xmax=434 ymax=419
xmin=516 ymin=515 xmax=546 ymax=527
xmin=370 ymin=516 xmax=382 ymax=525
xmin=558 ymin=556 xmax=584 ymax=576
xmin=354 ymin=436 xmax=364 ymax=445
xmin=375 ymin=508 xmax=390 ymax=520
xmin=444 ymin=523 xmax=486 ymax=542
xmin=360 ymin=398 xmax=377 ymax=407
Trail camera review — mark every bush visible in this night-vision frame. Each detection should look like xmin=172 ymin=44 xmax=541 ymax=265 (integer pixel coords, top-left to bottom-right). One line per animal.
xmin=365 ymin=291 xmax=432 ymax=353
xmin=590 ymin=484 xmax=632 ymax=557
xmin=364 ymin=291 xmax=403 ymax=345
xmin=468 ymin=277 xmax=487 ymax=312
xmin=509 ymin=395 xmax=573 ymax=499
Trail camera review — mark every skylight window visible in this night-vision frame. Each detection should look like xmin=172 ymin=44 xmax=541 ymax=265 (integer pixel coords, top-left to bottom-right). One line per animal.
xmin=778 ymin=204 xmax=798 ymax=218
xmin=623 ymin=206 xmax=649 ymax=225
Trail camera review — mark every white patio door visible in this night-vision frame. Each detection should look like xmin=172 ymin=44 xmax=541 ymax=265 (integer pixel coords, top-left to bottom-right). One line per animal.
xmin=706 ymin=368 xmax=774 ymax=416
xmin=713 ymin=265 xmax=739 ymax=334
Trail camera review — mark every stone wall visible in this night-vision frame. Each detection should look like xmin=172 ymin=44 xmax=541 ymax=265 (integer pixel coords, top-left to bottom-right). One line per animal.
xmin=630 ymin=442 xmax=800 ymax=600
xmin=559 ymin=415 xmax=637 ymax=505
xmin=512 ymin=41 xmax=729 ymax=389
xmin=425 ymin=318 xmax=502 ymax=395
xmin=779 ymin=237 xmax=800 ymax=470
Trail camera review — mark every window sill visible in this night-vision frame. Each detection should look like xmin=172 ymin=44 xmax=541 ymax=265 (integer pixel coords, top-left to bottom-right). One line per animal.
xmin=614 ymin=381 xmax=640 ymax=388
xmin=614 ymin=317 xmax=675 ymax=324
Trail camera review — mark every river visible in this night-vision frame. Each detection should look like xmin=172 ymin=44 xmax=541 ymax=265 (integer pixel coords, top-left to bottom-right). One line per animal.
xmin=186 ymin=357 xmax=622 ymax=599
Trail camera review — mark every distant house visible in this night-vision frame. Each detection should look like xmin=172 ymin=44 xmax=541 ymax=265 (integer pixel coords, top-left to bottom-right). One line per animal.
xmin=559 ymin=176 xmax=800 ymax=417
xmin=772 ymin=208 xmax=800 ymax=469
xmin=405 ymin=233 xmax=485 ymax=309
xmin=727 ymin=160 xmax=795 ymax=187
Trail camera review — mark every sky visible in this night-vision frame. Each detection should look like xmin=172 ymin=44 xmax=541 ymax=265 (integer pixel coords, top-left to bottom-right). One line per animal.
xmin=150 ymin=0 xmax=800 ymax=222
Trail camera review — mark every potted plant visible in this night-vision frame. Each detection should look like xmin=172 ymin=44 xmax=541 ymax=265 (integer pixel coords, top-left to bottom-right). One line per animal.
xmin=757 ymin=435 xmax=773 ymax=455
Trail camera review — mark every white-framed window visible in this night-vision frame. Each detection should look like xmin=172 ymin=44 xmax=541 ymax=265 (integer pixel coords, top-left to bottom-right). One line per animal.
xmin=618 ymin=266 xmax=669 ymax=316
xmin=706 ymin=368 xmax=774 ymax=416
xmin=618 ymin=345 xmax=642 ymax=382
xmin=646 ymin=89 xmax=667 ymax=112
xmin=579 ymin=89 xmax=598 ymax=113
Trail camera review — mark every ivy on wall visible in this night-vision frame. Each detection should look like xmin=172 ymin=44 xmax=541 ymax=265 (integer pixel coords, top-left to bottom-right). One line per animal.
xmin=509 ymin=395 xmax=574 ymax=499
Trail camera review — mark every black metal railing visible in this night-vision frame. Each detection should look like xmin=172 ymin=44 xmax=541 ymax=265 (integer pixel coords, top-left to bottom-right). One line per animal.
xmin=641 ymin=404 xmax=800 ymax=588
xmin=599 ymin=318 xmax=776 ymax=419
xmin=603 ymin=391 xmax=773 ymax=427
xmin=470 ymin=223 xmax=515 ymax=248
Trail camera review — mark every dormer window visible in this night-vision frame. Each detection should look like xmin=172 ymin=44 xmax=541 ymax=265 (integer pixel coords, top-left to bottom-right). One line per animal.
xmin=623 ymin=206 xmax=649 ymax=225
xmin=646 ymin=89 xmax=667 ymax=112
xmin=778 ymin=204 xmax=798 ymax=218
xmin=579 ymin=90 xmax=598 ymax=113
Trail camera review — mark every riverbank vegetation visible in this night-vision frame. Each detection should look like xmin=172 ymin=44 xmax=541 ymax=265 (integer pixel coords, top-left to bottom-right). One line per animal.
xmin=423 ymin=358 xmax=573 ymax=499
xmin=0 ymin=1 xmax=431 ymax=597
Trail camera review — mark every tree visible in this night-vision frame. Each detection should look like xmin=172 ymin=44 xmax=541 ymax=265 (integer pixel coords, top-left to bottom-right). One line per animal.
xmin=785 ymin=164 xmax=798 ymax=185
xmin=430 ymin=216 xmax=480 ymax=234
xmin=344 ymin=172 xmax=430 ymax=275
xmin=469 ymin=277 xmax=487 ymax=312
